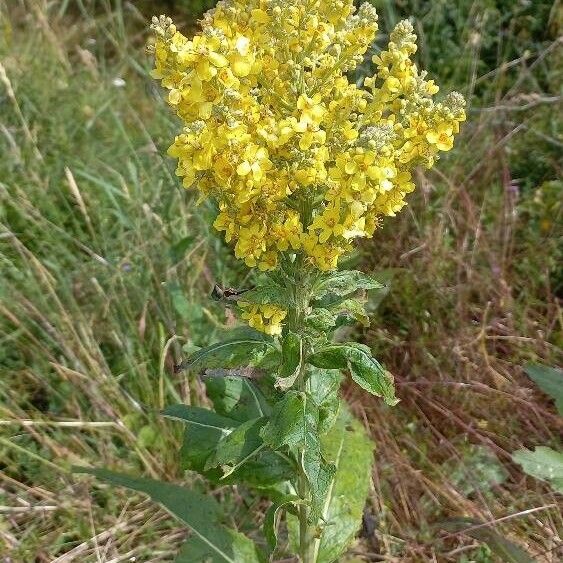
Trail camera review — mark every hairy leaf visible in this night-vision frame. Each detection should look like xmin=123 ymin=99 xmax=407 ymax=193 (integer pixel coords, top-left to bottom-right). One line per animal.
xmin=308 ymin=343 xmax=398 ymax=406
xmin=205 ymin=417 xmax=266 ymax=475
xmin=308 ymin=367 xmax=342 ymax=435
xmin=260 ymin=391 xmax=313 ymax=449
xmin=523 ymin=364 xmax=563 ymax=416
xmin=307 ymin=296 xmax=370 ymax=333
xmin=176 ymin=331 xmax=275 ymax=372
xmin=330 ymin=298 xmax=370 ymax=327
xmin=314 ymin=270 xmax=383 ymax=299
xmin=219 ymin=450 xmax=294 ymax=488
xmin=263 ymin=495 xmax=301 ymax=554
xmin=512 ymin=446 xmax=563 ymax=493
xmin=261 ymin=391 xmax=335 ymax=522
xmin=313 ymin=407 xmax=374 ymax=563
xmin=162 ymin=405 xmax=237 ymax=477
xmin=206 ymin=376 xmax=271 ymax=422
xmin=239 ymin=283 xmax=292 ymax=308
xmin=304 ymin=443 xmax=336 ymax=523
xmin=440 ymin=518 xmax=535 ymax=563
xmin=164 ymin=404 xmax=289 ymax=487
xmin=73 ymin=468 xmax=261 ymax=563
xmin=306 ymin=307 xmax=338 ymax=332
xmin=276 ymin=332 xmax=302 ymax=391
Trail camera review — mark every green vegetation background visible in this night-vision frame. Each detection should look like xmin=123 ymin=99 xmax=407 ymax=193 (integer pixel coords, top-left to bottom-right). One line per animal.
xmin=1 ymin=0 xmax=561 ymax=561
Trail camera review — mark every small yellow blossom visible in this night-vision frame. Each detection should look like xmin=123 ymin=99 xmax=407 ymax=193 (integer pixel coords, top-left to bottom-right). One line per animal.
xmin=311 ymin=204 xmax=345 ymax=244
xmin=239 ymin=302 xmax=287 ymax=335
xmin=426 ymin=123 xmax=455 ymax=152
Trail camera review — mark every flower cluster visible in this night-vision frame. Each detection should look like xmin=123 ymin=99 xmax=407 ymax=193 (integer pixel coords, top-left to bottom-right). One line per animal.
xmin=239 ymin=302 xmax=287 ymax=336
xmin=151 ymin=2 xmax=465 ymax=272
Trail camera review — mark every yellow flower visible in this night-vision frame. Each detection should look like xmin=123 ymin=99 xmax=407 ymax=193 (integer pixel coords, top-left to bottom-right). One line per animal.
xmin=150 ymin=4 xmax=465 ymax=289
xmin=239 ymin=302 xmax=287 ymax=335
xmin=182 ymin=35 xmax=229 ymax=81
xmin=273 ymin=213 xmax=304 ymax=251
xmin=229 ymin=35 xmax=256 ymax=77
xmin=298 ymin=128 xmax=326 ymax=151
xmin=426 ymin=123 xmax=454 ymax=151
xmin=236 ymin=144 xmax=272 ymax=182
xmin=297 ymin=94 xmax=326 ymax=126
xmin=235 ymin=223 xmax=267 ymax=267
xmin=311 ymin=204 xmax=345 ymax=243
xmin=302 ymin=233 xmax=346 ymax=271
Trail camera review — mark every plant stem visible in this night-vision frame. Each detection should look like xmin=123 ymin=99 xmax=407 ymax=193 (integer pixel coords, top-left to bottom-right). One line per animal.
xmin=297 ymin=350 xmax=315 ymax=563
xmin=288 ymin=263 xmax=316 ymax=563
xmin=297 ymin=470 xmax=315 ymax=563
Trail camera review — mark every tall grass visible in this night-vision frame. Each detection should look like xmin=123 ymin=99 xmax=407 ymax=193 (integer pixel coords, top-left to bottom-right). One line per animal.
xmin=1 ymin=0 xmax=561 ymax=561
xmin=0 ymin=1 xmax=241 ymax=559
xmin=355 ymin=1 xmax=563 ymax=560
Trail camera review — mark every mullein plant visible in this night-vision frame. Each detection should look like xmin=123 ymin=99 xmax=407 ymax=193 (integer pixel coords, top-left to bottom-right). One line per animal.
xmin=76 ymin=1 xmax=465 ymax=561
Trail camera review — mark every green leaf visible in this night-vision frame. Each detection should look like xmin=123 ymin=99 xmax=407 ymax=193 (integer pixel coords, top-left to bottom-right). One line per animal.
xmin=261 ymin=392 xmax=335 ymax=522
xmin=306 ymin=308 xmax=338 ymax=332
xmin=162 ymin=405 xmax=239 ymax=431
xmin=314 ymin=270 xmax=383 ymax=299
xmin=308 ymin=367 xmax=342 ymax=435
xmin=313 ymin=407 xmax=374 ymax=563
xmin=176 ymin=332 xmax=275 ymax=373
xmin=308 ymin=343 xmax=399 ymax=406
xmin=276 ymin=332 xmax=302 ymax=391
xmin=304 ymin=443 xmax=336 ymax=523
xmin=330 ymin=298 xmax=370 ymax=327
xmin=205 ymin=417 xmax=267 ymax=476
xmin=175 ymin=534 xmax=263 ymax=563
xmin=307 ymin=297 xmax=370 ymax=332
xmin=254 ymin=345 xmax=284 ymax=371
xmin=512 ymin=446 xmax=563 ymax=493
xmin=263 ymin=495 xmax=301 ymax=554
xmin=238 ymin=282 xmax=292 ymax=308
xmin=440 ymin=518 xmax=535 ymax=563
xmin=73 ymin=468 xmax=261 ymax=563
xmin=523 ymin=364 xmax=563 ymax=416
xmin=219 ymin=450 xmax=294 ymax=488
xmin=162 ymin=404 xmax=289 ymax=487
xmin=162 ymin=405 xmax=238 ymax=476
xmin=179 ymin=424 xmax=225 ymax=478
xmin=260 ymin=391 xmax=313 ymax=449
xmin=205 ymin=376 xmax=271 ymax=422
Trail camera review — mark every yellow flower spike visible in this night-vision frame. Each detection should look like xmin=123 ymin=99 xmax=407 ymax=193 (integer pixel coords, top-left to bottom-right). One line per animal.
xmin=150 ymin=1 xmax=465 ymax=295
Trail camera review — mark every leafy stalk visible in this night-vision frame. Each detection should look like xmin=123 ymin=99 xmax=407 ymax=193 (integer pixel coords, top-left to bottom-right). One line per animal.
xmin=286 ymin=266 xmax=316 ymax=563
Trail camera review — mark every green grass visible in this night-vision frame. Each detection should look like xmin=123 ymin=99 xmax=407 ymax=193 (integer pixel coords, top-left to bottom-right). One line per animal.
xmin=1 ymin=0 xmax=561 ymax=561
xmin=0 ymin=1 xmax=243 ymax=559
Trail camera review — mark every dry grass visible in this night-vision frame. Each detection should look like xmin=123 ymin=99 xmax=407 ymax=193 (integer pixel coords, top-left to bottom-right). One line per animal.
xmin=349 ymin=4 xmax=563 ymax=557
xmin=1 ymin=0 xmax=561 ymax=561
